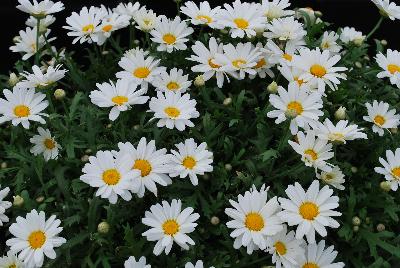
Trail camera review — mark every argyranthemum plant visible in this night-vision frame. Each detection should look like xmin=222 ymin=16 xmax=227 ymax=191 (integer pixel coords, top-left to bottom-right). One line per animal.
xmin=1 ymin=0 xmax=400 ymax=267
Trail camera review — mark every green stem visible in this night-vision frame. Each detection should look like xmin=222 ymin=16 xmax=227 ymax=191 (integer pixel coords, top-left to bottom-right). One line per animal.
xmin=35 ymin=18 xmax=41 ymax=65
xmin=366 ymin=17 xmax=383 ymax=40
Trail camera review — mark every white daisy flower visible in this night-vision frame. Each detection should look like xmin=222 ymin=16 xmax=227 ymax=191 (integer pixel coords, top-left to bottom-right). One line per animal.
xmin=320 ymin=31 xmax=342 ymax=54
xmin=0 ymin=252 xmax=24 ymax=268
xmin=265 ymin=40 xmax=302 ymax=66
xmin=260 ymin=0 xmax=295 ymax=21
xmin=169 ymin=138 xmax=213 ymax=186
xmin=264 ymin=16 xmax=306 ymax=43
xmin=278 ymin=180 xmax=341 ymax=243
xmin=0 ymin=185 xmax=11 ymax=226
xmin=313 ymin=118 xmax=367 ymax=144
xmin=6 ymin=209 xmax=66 ymax=268
xmin=150 ymin=16 xmax=194 ymax=53
xmin=90 ymin=79 xmax=149 ymax=121
xmin=29 ymin=127 xmax=61 ymax=161
xmin=298 ymin=240 xmax=344 ymax=268
xmin=115 ymin=138 xmax=172 ymax=198
xmin=292 ymin=48 xmax=347 ymax=93
xmin=64 ymin=6 xmax=105 ymax=44
xmin=185 ymin=260 xmax=215 ymax=268
xmin=0 ymin=87 xmax=48 ymax=129
xmin=216 ymin=0 xmax=265 ymax=38
xmin=266 ymin=225 xmax=305 ymax=268
xmin=134 ymin=7 xmax=159 ymax=32
xmin=17 ymin=0 xmax=64 ymax=17
xmin=95 ymin=12 xmax=130 ymax=45
xmin=187 ymin=37 xmax=227 ymax=88
xmin=114 ymin=2 xmax=141 ymax=19
xmin=80 ymin=150 xmax=140 ymax=204
xmin=148 ymin=91 xmax=199 ymax=131
xmin=124 ymin=256 xmax=150 ymax=268
xmin=339 ymin=26 xmax=365 ymax=45
xmin=152 ymin=68 xmax=192 ymax=93
xmin=376 ymin=49 xmax=400 ymax=88
xmin=124 ymin=47 xmax=149 ymax=58
xmin=16 ymin=64 xmax=67 ymax=89
xmin=215 ymin=42 xmax=262 ymax=79
xmin=288 ymin=131 xmax=334 ymax=172
xmin=267 ymin=83 xmax=323 ymax=135
xmin=225 ymin=184 xmax=283 ymax=254
xmin=142 ymin=199 xmax=200 ymax=256
xmin=26 ymin=15 xmax=56 ymax=28
xmin=375 ymin=148 xmax=400 ymax=191
xmin=371 ymin=0 xmax=400 ymax=20
xmin=278 ymin=64 xmax=315 ymax=92
xmin=10 ymin=27 xmax=51 ymax=60
xmin=180 ymin=1 xmax=222 ymax=28
xmin=250 ymin=42 xmax=275 ymax=79
xmin=316 ymin=165 xmax=346 ymax=190
xmin=116 ymin=51 xmax=165 ymax=90
xmin=363 ymin=100 xmax=400 ymax=136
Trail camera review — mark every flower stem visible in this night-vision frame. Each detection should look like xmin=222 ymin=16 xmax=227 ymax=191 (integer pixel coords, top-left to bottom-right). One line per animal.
xmin=366 ymin=17 xmax=383 ymax=40
xmin=35 ymin=18 xmax=41 ymax=66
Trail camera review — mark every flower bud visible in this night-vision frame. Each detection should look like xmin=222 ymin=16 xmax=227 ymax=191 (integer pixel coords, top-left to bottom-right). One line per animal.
xmin=13 ymin=195 xmax=24 ymax=207
xmin=352 ymin=216 xmax=361 ymax=226
xmin=133 ymin=124 xmax=140 ymax=130
xmin=210 ymin=216 xmax=220 ymax=225
xmin=85 ymin=148 xmax=92 ymax=154
xmin=54 ymin=89 xmax=66 ymax=100
xmin=267 ymin=81 xmax=278 ymax=93
xmin=381 ymin=39 xmax=387 ymax=46
xmin=376 ymin=223 xmax=385 ymax=232
xmin=225 ymin=163 xmax=232 ymax=171
xmin=101 ymin=50 xmax=109 ymax=55
xmin=351 ymin=166 xmax=358 ymax=173
xmin=353 ymin=225 xmax=359 ymax=232
xmin=1 ymin=162 xmax=7 ymax=169
xmin=334 ymin=106 xmax=346 ymax=120
xmin=81 ymin=155 xmax=90 ymax=162
xmin=8 ymin=73 xmax=19 ymax=87
xmin=223 ymin=97 xmax=232 ymax=106
xmin=355 ymin=62 xmax=362 ymax=68
xmin=106 ymin=123 xmax=112 ymax=129
xmin=380 ymin=181 xmax=391 ymax=192
xmin=98 ymin=221 xmax=110 ymax=234
xmin=36 ymin=196 xmax=45 ymax=203
xmin=194 ymin=75 xmax=205 ymax=87
xmin=353 ymin=37 xmax=365 ymax=46
xmin=13 ymin=36 xmax=21 ymax=43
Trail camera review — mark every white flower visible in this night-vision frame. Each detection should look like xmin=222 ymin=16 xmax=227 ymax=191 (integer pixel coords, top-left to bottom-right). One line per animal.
xmin=267 ymin=83 xmax=323 ymax=135
xmin=313 ymin=118 xmax=367 ymax=144
xmin=215 ymin=42 xmax=262 ymax=79
xmin=10 ymin=27 xmax=51 ymax=60
xmin=150 ymin=16 xmax=194 ymax=53
xmin=225 ymin=184 xmax=283 ymax=254
xmin=26 ymin=15 xmax=56 ymax=28
xmin=6 ymin=209 xmax=66 ymax=268
xmin=375 ymin=148 xmax=400 ymax=191
xmin=115 ymin=138 xmax=172 ymax=198
xmin=264 ymin=16 xmax=306 ymax=42
xmin=124 ymin=256 xmax=150 ymax=268
xmin=148 ymin=91 xmax=199 ymax=131
xmin=278 ymin=64 xmax=315 ymax=92
xmin=376 ymin=49 xmax=400 ymax=88
xmin=320 ymin=31 xmax=342 ymax=54
xmin=180 ymin=1 xmax=222 ymax=28
xmin=278 ymin=180 xmax=341 ymax=243
xmin=288 ymin=131 xmax=334 ymax=172
xmin=292 ymin=48 xmax=347 ymax=93
xmin=90 ymin=79 xmax=149 ymax=121
xmin=95 ymin=12 xmax=130 ymax=45
xmin=64 ymin=6 xmax=105 ymax=44
xmin=250 ymin=42 xmax=275 ymax=79
xmin=266 ymin=225 xmax=305 ymax=268
xmin=152 ymin=68 xmax=192 ymax=93
xmin=30 ymin=127 xmax=61 ymax=161
xmin=260 ymin=0 xmax=295 ymax=21
xmin=80 ymin=150 xmax=140 ymax=204
xmin=142 ymin=199 xmax=200 ymax=255
xmin=16 ymin=64 xmax=67 ymax=89
xmin=185 ymin=260 xmax=215 ymax=268
xmin=0 ymin=186 xmax=11 ymax=226
xmin=340 ymin=26 xmax=365 ymax=45
xmin=134 ymin=7 xmax=159 ymax=32
xmin=187 ymin=37 xmax=227 ymax=88
xmin=363 ymin=100 xmax=400 ymax=136
xmin=0 ymin=87 xmax=48 ymax=129
xmin=297 ymin=240 xmax=344 ymax=268
xmin=265 ymin=40 xmax=299 ymax=66
xmin=114 ymin=2 xmax=141 ymax=19
xmin=371 ymin=0 xmax=400 ymax=20
xmin=316 ymin=166 xmax=346 ymax=190
xmin=116 ymin=51 xmax=165 ymax=90
xmin=0 ymin=252 xmax=24 ymax=268
xmin=17 ymin=0 xmax=64 ymax=17
xmin=216 ymin=0 xmax=265 ymax=38
xmin=169 ymin=138 xmax=213 ymax=186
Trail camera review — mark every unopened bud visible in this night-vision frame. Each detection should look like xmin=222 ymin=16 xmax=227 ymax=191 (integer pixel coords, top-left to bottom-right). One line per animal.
xmin=13 ymin=195 xmax=24 ymax=207
xmin=54 ymin=89 xmax=66 ymax=100
xmin=133 ymin=124 xmax=140 ymax=130
xmin=81 ymin=155 xmax=90 ymax=162
xmin=194 ymin=75 xmax=205 ymax=87
xmin=85 ymin=148 xmax=92 ymax=154
xmin=36 ymin=196 xmax=45 ymax=203
xmin=223 ymin=97 xmax=232 ymax=106
xmin=225 ymin=163 xmax=232 ymax=171
xmin=267 ymin=81 xmax=278 ymax=93
xmin=106 ymin=123 xmax=112 ymax=129
xmin=351 ymin=166 xmax=358 ymax=173
xmin=352 ymin=216 xmax=361 ymax=226
xmin=210 ymin=216 xmax=220 ymax=225
xmin=380 ymin=181 xmax=391 ymax=192
xmin=98 ymin=221 xmax=110 ymax=234
xmin=381 ymin=39 xmax=387 ymax=46
xmin=334 ymin=106 xmax=347 ymax=120
xmin=376 ymin=223 xmax=385 ymax=232
xmin=353 ymin=225 xmax=359 ymax=232
xmin=353 ymin=37 xmax=365 ymax=46
xmin=8 ymin=73 xmax=19 ymax=87
xmin=101 ymin=50 xmax=109 ymax=55
xmin=1 ymin=162 xmax=7 ymax=169
xmin=355 ymin=62 xmax=362 ymax=68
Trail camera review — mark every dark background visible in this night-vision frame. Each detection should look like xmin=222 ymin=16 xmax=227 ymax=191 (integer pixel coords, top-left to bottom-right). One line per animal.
xmin=1 ymin=0 xmax=399 ymax=74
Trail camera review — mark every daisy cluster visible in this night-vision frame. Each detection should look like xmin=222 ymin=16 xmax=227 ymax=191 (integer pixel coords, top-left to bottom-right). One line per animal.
xmin=1 ymin=0 xmax=400 ymax=267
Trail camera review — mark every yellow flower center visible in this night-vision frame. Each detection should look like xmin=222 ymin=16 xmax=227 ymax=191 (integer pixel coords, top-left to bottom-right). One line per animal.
xmin=294 ymin=76 xmax=304 ymax=86
xmin=43 ymin=138 xmax=55 ymax=149
xmin=143 ymin=19 xmax=151 ymax=25
xmin=310 ymin=64 xmax=327 ymax=78
xmin=274 ymin=241 xmax=287 ymax=255
xmin=163 ymin=33 xmax=177 ymax=45
xmin=8 ymin=264 xmax=16 ymax=268
xmin=182 ymin=156 xmax=196 ymax=169
xmin=162 ymin=219 xmax=179 ymax=235
xmin=208 ymin=58 xmax=221 ymax=69
xmin=328 ymin=132 xmax=345 ymax=142
xmin=245 ymin=212 xmax=264 ymax=231
xmin=254 ymin=58 xmax=266 ymax=69
xmin=233 ymin=18 xmax=249 ymax=29
xmin=196 ymin=15 xmax=213 ymax=24
xmin=322 ymin=173 xmax=334 ymax=182
xmin=391 ymin=167 xmax=400 ymax=179
xmin=102 ymin=24 xmax=113 ymax=32
xmin=82 ymin=24 xmax=95 ymax=33
xmin=282 ymin=53 xmax=293 ymax=61
xmin=133 ymin=159 xmax=152 ymax=177
xmin=304 ymin=149 xmax=318 ymax=161
xmin=166 ymin=81 xmax=180 ymax=91
xmin=28 ymin=230 xmax=46 ymax=249
xmin=387 ymin=64 xmax=400 ymax=74
xmin=164 ymin=106 xmax=181 ymax=118
xmin=286 ymin=101 xmax=303 ymax=116
xmin=232 ymin=59 xmax=247 ymax=69
xmin=14 ymin=105 xmax=30 ymax=117
xmin=303 ymin=263 xmax=319 ymax=268
xmin=102 ymin=169 xmax=121 ymax=185
xmin=373 ymin=115 xmax=386 ymax=126
xmin=299 ymin=202 xmax=319 ymax=220
xmin=112 ymin=95 xmax=128 ymax=106
xmin=133 ymin=67 xmax=151 ymax=79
